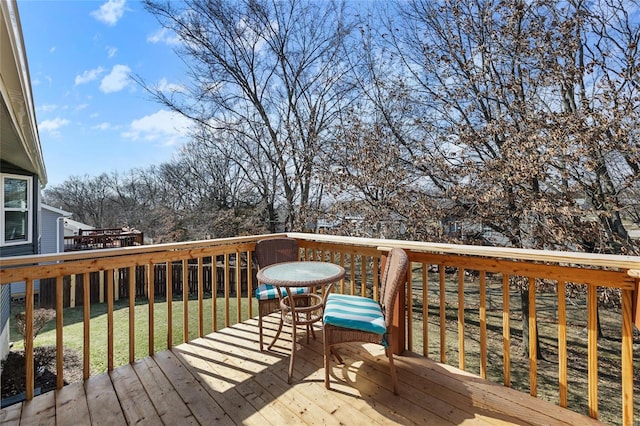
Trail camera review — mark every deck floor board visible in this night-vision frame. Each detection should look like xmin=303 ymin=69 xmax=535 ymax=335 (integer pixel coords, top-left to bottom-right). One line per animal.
xmin=1 ymin=315 xmax=604 ymax=425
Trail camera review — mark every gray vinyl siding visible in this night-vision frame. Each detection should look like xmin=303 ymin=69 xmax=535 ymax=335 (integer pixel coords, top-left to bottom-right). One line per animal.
xmin=0 ymin=285 xmax=9 ymax=332
xmin=40 ymin=208 xmax=63 ymax=254
xmin=1 ymin=279 xmax=10 ymax=360
xmin=10 ymin=204 xmax=63 ymax=298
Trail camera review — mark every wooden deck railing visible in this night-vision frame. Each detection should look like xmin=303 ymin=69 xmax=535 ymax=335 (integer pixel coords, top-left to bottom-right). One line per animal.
xmin=1 ymin=233 xmax=638 ymax=424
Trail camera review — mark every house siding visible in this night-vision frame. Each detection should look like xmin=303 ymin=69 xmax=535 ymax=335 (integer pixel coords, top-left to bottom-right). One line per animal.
xmin=40 ymin=207 xmax=63 ymax=254
xmin=2 ymin=0 xmax=47 ymax=363
xmin=0 ymin=284 xmax=10 ymax=362
xmin=10 ymin=206 xmax=67 ymax=299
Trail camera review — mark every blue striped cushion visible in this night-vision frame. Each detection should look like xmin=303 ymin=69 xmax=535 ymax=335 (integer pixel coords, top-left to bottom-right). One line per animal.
xmin=255 ymin=284 xmax=308 ymax=301
xmin=323 ymin=293 xmax=386 ymax=335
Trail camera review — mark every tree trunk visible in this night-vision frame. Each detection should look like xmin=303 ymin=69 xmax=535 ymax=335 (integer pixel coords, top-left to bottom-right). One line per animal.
xmin=597 ymin=306 xmax=603 ymax=339
xmin=520 ymin=287 xmax=545 ymax=360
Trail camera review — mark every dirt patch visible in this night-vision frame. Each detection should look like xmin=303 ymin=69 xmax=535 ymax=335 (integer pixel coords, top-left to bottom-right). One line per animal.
xmin=1 ymin=346 xmax=84 ymax=402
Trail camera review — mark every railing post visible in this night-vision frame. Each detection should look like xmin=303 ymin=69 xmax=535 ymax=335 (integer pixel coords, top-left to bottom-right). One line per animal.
xmin=25 ymin=279 xmax=34 ymax=400
xmin=625 ymin=270 xmax=639 ymax=426
xmin=630 ymin=270 xmax=640 ymax=330
xmin=622 ymin=286 xmax=634 ymax=426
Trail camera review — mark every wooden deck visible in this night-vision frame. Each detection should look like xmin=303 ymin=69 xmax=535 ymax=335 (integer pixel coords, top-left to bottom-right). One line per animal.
xmin=1 ymin=315 xmax=604 ymax=426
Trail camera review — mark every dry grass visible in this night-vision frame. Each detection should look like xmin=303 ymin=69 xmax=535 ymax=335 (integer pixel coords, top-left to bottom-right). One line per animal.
xmin=406 ymin=271 xmax=640 ymax=426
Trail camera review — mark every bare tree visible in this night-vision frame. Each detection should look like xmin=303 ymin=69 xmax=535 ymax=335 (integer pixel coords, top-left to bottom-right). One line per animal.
xmin=46 ymin=0 xmax=638 ymax=255
xmin=42 ymin=140 xmax=265 ymax=242
xmin=167 ymin=129 xmax=268 ymax=240
xmin=140 ymin=0 xmax=358 ymax=231
xmin=43 ymin=174 xmax=114 ymax=228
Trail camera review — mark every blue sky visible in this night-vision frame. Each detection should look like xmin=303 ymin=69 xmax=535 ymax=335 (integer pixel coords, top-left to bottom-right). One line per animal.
xmin=18 ymin=0 xmax=192 ymax=187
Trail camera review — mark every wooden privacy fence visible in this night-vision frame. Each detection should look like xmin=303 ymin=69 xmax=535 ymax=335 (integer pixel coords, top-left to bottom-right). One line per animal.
xmin=38 ymin=260 xmax=255 ymax=309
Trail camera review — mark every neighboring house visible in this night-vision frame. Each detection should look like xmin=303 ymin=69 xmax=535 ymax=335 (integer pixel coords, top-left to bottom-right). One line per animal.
xmin=0 ymin=1 xmax=48 ymax=361
xmin=8 ymin=206 xmax=72 ymax=300
xmin=41 ymin=205 xmax=72 ymax=254
xmin=314 ymin=212 xmax=411 ymax=239
xmin=63 ymin=217 xmax=94 ymax=237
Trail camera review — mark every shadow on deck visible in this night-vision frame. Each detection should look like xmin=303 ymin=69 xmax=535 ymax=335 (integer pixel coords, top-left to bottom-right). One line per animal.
xmin=0 ymin=315 xmax=603 ymax=425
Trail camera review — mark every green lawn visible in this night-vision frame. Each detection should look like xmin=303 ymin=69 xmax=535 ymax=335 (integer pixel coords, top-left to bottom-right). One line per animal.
xmin=10 ymin=296 xmax=252 ymax=374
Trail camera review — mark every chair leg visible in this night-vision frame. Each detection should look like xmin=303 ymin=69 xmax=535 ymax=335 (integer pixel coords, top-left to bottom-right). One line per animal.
xmin=386 ymin=346 xmax=399 ymax=395
xmin=324 ymin=327 xmax=331 ymax=389
xmin=330 ymin=347 xmax=344 ymax=364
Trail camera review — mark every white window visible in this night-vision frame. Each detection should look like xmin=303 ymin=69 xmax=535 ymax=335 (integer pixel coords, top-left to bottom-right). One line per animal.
xmin=1 ymin=174 xmax=32 ymax=245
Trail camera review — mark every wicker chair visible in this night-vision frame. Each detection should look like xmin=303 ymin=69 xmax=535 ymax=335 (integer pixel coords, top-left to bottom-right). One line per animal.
xmin=322 ymin=247 xmax=409 ymax=394
xmin=254 ymin=237 xmax=308 ymax=351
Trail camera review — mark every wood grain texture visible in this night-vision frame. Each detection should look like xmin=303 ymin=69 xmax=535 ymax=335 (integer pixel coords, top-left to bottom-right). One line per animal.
xmin=1 ymin=315 xmax=607 ymax=426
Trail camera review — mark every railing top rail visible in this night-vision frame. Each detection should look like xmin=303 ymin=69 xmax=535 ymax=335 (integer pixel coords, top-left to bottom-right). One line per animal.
xmin=3 ymin=231 xmax=638 ymax=271
xmin=0 ymin=233 xmax=286 ymax=268
xmin=287 ymin=233 xmax=640 ymax=270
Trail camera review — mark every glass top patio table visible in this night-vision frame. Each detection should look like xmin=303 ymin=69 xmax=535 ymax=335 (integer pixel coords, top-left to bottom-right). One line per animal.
xmin=256 ymin=261 xmax=345 ymax=287
xmin=256 ymin=261 xmax=345 ymax=383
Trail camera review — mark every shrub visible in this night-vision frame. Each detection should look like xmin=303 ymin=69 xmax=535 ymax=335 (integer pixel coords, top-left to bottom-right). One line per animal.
xmin=14 ymin=309 xmax=56 ymax=348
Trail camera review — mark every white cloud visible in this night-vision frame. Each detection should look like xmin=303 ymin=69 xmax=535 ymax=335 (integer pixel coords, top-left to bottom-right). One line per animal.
xmin=91 ymin=0 xmax=127 ymax=26
xmin=75 ymin=67 xmax=105 ymax=86
xmin=33 ymin=74 xmax=53 ymax=87
xmin=99 ymin=64 xmax=131 ymax=93
xmin=106 ymin=46 xmax=117 ymax=58
xmin=93 ymin=122 xmax=113 ymax=131
xmin=49 ymin=46 xmax=56 ymax=54
xmin=39 ymin=118 xmax=70 ymax=136
xmin=122 ymin=109 xmax=191 ymax=146
xmin=147 ymin=27 xmax=180 ymax=45
xmin=39 ymin=104 xmax=58 ymax=113
xmin=157 ymin=78 xmax=185 ymax=93
xmin=236 ymin=17 xmax=269 ymax=54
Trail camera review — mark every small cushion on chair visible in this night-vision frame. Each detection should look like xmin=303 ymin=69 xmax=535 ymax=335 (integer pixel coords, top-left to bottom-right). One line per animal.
xmin=255 ymin=284 xmax=308 ymax=301
xmin=323 ymin=293 xmax=386 ymax=335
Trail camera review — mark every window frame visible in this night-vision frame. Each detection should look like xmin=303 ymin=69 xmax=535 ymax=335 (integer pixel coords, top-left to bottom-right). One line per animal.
xmin=1 ymin=173 xmax=33 ymax=246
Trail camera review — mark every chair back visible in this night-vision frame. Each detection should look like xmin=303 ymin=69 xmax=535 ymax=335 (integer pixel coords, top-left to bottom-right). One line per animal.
xmin=379 ymin=248 xmax=409 ymax=329
xmin=255 ymin=237 xmax=299 ymax=269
